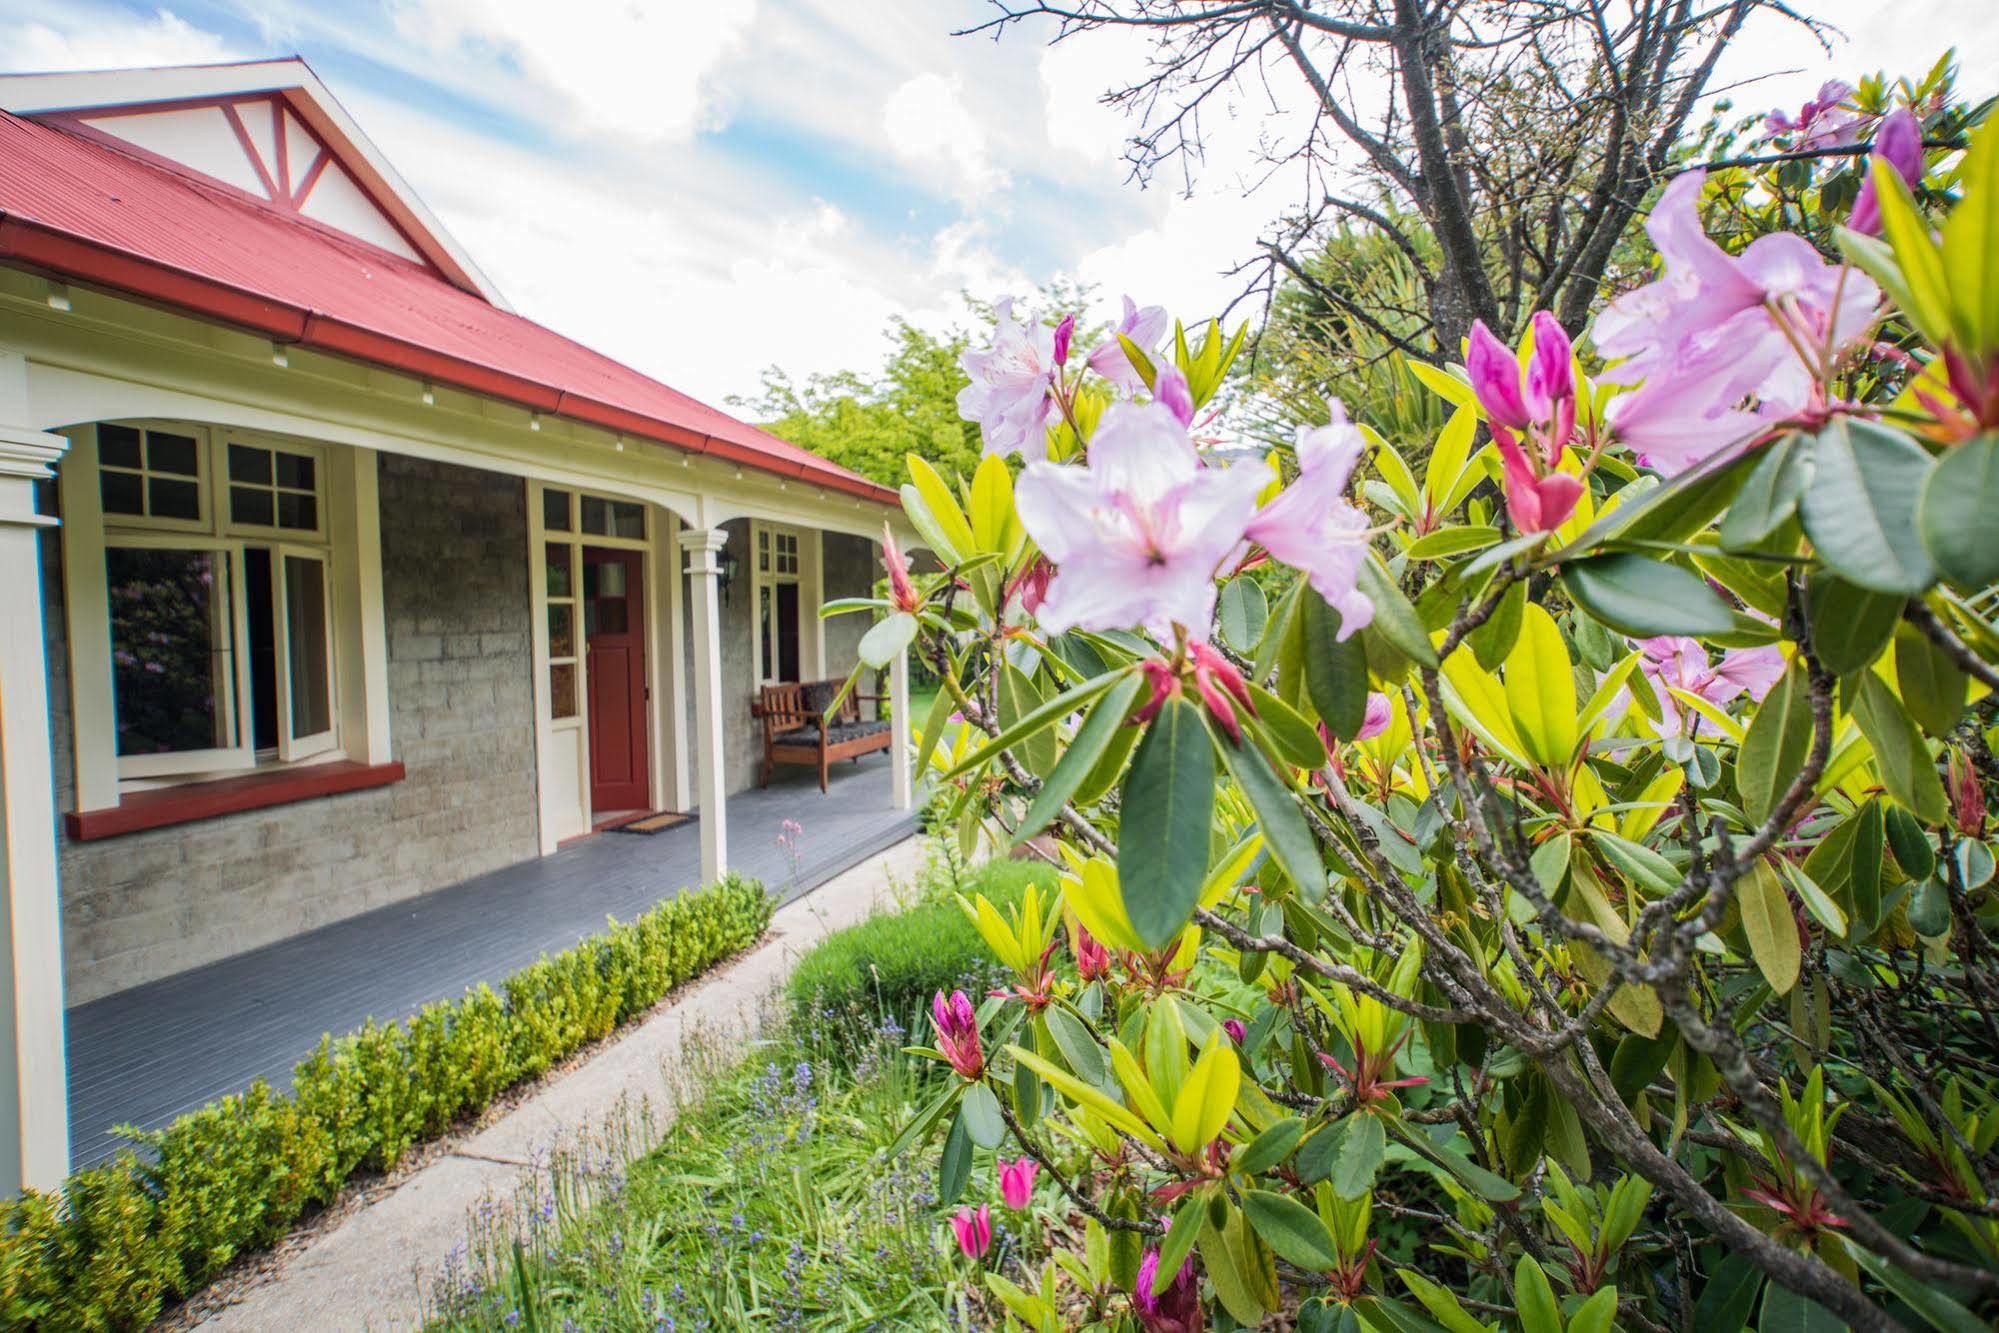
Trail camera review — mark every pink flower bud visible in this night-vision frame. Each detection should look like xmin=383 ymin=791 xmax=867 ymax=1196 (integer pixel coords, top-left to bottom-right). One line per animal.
xmin=951 ymin=1203 xmax=993 ymax=1259
xmin=931 ymin=989 xmax=985 ymax=1080
xmin=1467 ymin=320 xmax=1532 ymax=431
xmin=1221 ymin=1019 xmax=1247 ymax=1045
xmin=1849 ymin=107 xmax=1923 ymax=236
xmin=1005 ymin=554 xmax=1054 ymax=615
xmin=1155 ymin=364 xmax=1195 ymax=426
xmin=1134 ymin=1249 xmax=1203 ymax=1333
xmin=1073 ymin=924 xmax=1112 ymax=981
xmin=1357 ymin=691 xmax=1392 ymax=741
xmin=998 ymin=1155 xmax=1040 ymax=1210
xmin=1496 ymin=433 xmax=1584 ymax=533
xmin=1950 ymin=749 xmax=1986 ymax=838
xmin=1131 ymin=658 xmax=1179 ymax=727
xmin=1053 ymin=313 xmax=1077 ymax=366
xmin=883 ymin=522 xmax=921 ymax=614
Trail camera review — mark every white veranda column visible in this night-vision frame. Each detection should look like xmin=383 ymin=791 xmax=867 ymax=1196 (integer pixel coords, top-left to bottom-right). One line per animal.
xmin=0 ymin=351 xmax=68 ymax=1193
xmin=889 ymin=647 xmax=912 ymax=811
xmin=678 ymin=526 xmax=729 ymax=883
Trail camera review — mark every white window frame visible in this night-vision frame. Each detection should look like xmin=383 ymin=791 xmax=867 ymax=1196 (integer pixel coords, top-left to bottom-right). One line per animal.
xmin=61 ymin=420 xmax=383 ymax=809
xmin=748 ymin=520 xmax=824 ymax=686
xmin=221 ymin=435 xmax=329 ymax=541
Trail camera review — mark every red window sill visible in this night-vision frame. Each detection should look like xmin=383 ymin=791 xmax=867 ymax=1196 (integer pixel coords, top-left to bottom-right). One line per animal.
xmin=65 ymin=760 xmax=406 ymax=842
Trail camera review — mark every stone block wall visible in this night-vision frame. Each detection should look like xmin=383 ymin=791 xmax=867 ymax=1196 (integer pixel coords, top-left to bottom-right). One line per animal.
xmin=48 ymin=453 xmax=540 ymax=1005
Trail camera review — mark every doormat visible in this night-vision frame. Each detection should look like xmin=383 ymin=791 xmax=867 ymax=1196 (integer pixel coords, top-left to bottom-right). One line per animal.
xmin=610 ymin=811 xmax=695 ymax=835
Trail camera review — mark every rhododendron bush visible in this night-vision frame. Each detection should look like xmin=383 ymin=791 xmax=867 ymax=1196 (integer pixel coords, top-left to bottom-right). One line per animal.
xmin=840 ymin=107 xmax=1999 ymax=1333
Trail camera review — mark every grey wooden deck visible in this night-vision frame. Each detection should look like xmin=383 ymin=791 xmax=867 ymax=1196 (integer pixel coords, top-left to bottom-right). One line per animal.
xmin=65 ymin=755 xmax=917 ymax=1170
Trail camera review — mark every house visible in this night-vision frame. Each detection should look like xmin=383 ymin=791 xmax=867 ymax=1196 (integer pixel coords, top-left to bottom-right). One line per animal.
xmin=0 ymin=58 xmax=916 ymax=1193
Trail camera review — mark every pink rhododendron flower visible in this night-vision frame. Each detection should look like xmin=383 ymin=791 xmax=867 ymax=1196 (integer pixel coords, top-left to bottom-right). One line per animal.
xmin=1015 ymin=399 xmax=1266 ymax=639
xmin=1635 ymin=635 xmax=1786 ymax=734
xmin=1495 ymin=434 xmax=1585 ymax=532
xmin=1052 ymin=312 xmax=1077 ymax=366
xmin=1848 ymin=107 xmax=1924 ymax=236
xmin=1764 ymin=80 xmax=1860 ymax=150
xmin=1949 ymin=749 xmax=1986 ymax=837
xmin=1189 ymin=640 xmax=1255 ymax=744
xmin=1358 ymin=691 xmax=1392 ymax=741
xmin=1154 ymin=364 xmax=1195 ymax=427
xmin=958 ymin=298 xmax=1060 ymax=459
xmin=998 ymin=1156 xmax=1040 ymax=1210
xmin=1133 ymin=1249 xmax=1203 ymax=1333
xmin=1594 ymin=171 xmax=1879 ymax=475
xmin=1073 ymin=923 xmax=1111 ymax=981
xmin=1004 ymin=554 xmax=1054 ymax=616
xmin=931 ymin=989 xmax=985 ymax=1080
xmin=1221 ymin=1018 xmax=1247 ymax=1045
xmin=1088 ymin=295 xmax=1171 ymax=392
xmin=951 ymin=1203 xmax=993 ymax=1259
xmin=1469 ymin=315 xmax=1586 ymax=531
xmin=1244 ymin=403 xmax=1375 ymax=637
xmin=882 ymin=522 xmax=920 ymax=614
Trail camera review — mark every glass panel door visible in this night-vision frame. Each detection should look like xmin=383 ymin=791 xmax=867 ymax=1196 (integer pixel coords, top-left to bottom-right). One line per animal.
xmin=276 ymin=548 xmax=337 ymax=759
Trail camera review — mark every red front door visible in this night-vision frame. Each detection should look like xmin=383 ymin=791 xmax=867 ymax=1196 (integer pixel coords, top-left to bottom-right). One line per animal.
xmin=584 ymin=547 xmax=650 ymax=812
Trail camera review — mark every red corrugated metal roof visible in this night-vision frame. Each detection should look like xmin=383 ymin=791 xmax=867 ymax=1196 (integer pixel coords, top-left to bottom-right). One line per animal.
xmin=0 ymin=109 xmax=897 ymax=504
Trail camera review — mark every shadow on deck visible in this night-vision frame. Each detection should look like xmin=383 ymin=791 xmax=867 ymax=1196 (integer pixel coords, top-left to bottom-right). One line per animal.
xmin=64 ymin=755 xmax=917 ymax=1170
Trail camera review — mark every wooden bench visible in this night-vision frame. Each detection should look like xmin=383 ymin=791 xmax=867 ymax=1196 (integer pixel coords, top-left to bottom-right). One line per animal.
xmin=753 ymin=680 xmax=893 ymax=792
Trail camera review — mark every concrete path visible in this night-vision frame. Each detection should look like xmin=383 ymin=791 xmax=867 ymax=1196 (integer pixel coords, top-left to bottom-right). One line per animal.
xmin=194 ymin=834 xmax=929 ymax=1332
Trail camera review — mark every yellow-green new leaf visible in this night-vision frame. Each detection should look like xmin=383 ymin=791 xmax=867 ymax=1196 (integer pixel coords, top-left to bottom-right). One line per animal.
xmin=1109 ymin=1038 xmax=1176 ymax=1141
xmin=1009 ymin=1043 xmax=1160 ymax=1148
xmin=1504 ymin=604 xmax=1577 ymax=768
xmin=968 ymin=452 xmax=1019 ymax=555
xmin=1739 ymin=859 xmax=1802 ymax=995
xmin=906 ymin=453 xmax=977 ymax=557
xmin=1172 ymin=1037 xmax=1241 ymax=1152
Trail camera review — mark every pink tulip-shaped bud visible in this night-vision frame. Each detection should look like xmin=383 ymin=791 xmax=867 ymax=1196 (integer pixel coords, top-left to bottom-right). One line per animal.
xmin=1357 ymin=691 xmax=1392 ymax=741
xmin=1073 ymin=923 xmax=1112 ymax=981
xmin=1052 ymin=313 xmax=1077 ymax=366
xmin=1950 ymin=749 xmax=1986 ymax=838
xmin=1849 ymin=107 xmax=1924 ymax=236
xmin=1524 ymin=311 xmax=1577 ymax=459
xmin=1130 ymin=658 xmax=1179 ymax=727
xmin=1466 ymin=320 xmax=1532 ymax=432
xmin=931 ymin=989 xmax=985 ymax=1080
xmin=1154 ymin=364 xmax=1195 ymax=427
xmin=1496 ymin=433 xmax=1584 ymax=533
xmin=883 ymin=523 xmax=921 ymax=614
xmin=1221 ymin=1019 xmax=1247 ymax=1045
xmin=1189 ymin=641 xmax=1255 ymax=745
xmin=998 ymin=1156 xmax=1040 ymax=1210
xmin=1134 ymin=1249 xmax=1204 ymax=1333
xmin=1005 ymin=554 xmax=1054 ymax=615
xmin=951 ymin=1203 xmax=993 ymax=1259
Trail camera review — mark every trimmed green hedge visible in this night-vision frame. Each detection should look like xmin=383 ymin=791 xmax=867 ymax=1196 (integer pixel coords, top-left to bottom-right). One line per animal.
xmin=0 ymin=873 xmax=772 ymax=1331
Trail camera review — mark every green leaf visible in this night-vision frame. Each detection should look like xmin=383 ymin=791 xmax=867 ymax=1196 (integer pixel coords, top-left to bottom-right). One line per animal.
xmin=911 ymin=666 xmax=957 ymax=779
xmin=1015 ymin=672 xmax=1143 ymax=841
xmin=1739 ymin=859 xmax=1801 ymax=996
xmin=1235 ymin=1118 xmax=1306 ymax=1175
xmin=1694 ymin=1253 xmax=1763 ymax=1332
xmin=1359 ymin=556 xmax=1440 ymax=668
xmin=1758 ymin=1280 xmax=1843 ymax=1333
xmin=1001 ymin=665 xmax=1057 ymax=778
xmin=1593 ymin=831 xmax=1681 ymax=898
xmin=857 ymin=612 xmax=917 ymax=668
xmin=1406 ymin=526 xmax=1500 ymax=560
xmin=1248 ymin=683 xmax=1328 ymax=770
xmin=960 ymin=1079 xmax=1005 ymax=1149
xmin=1331 ymin=1113 xmax=1386 ymax=1200
xmin=906 ymin=453 xmax=977 ymax=557
xmin=1851 ymin=1236 xmax=1992 ymax=1333
xmin=1867 ymin=158 xmax=1954 ymax=350
xmin=1739 ymin=662 xmax=1812 ymax=827
xmin=1562 ymin=553 xmax=1735 ymax=637
xmin=1391 ymin=1124 xmax=1522 ymax=1202
xmin=1216 ymin=730 xmax=1325 ymax=900
xmin=1504 ymin=603 xmax=1577 ymax=769
xmin=1513 ymin=1255 xmax=1563 ymax=1333
xmin=1219 ymin=577 xmax=1270 ymax=653
xmin=1799 ymin=419 xmax=1937 ymax=596
xmin=1720 ymin=431 xmax=1813 ymax=552
xmin=1156 ymin=1192 xmax=1206 ymax=1297
xmin=900 ymin=482 xmax=964 ymax=564
xmin=1045 ymin=1003 xmax=1109 ymax=1088
xmin=1468 ymin=578 xmax=1525 ymax=671
xmin=1851 ymin=670 xmax=1947 ymax=822
xmin=1918 ymin=432 xmax=1999 ymax=587
xmin=1243 ymin=1189 xmax=1339 ymax=1271
xmin=941 ymin=670 xmax=1124 ymax=780
xmin=1942 ymin=118 xmax=1999 ymax=360
xmin=938 ymin=1110 xmax=971 ymax=1203
xmin=1894 ymin=621 xmax=1968 ymax=736
xmin=1567 ymin=1288 xmax=1619 ymax=1333
xmin=1807 ymin=572 xmax=1900 ymax=675
xmin=1118 ymin=698 xmax=1217 ymax=949
xmin=1302 ymin=587 xmax=1370 ymax=739
xmin=968 ymin=452 xmax=1016 ymax=554
xmin=1885 ymin=804 xmax=1936 ymax=880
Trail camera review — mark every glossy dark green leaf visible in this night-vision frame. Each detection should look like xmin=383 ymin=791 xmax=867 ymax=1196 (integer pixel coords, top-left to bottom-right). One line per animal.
xmin=1562 ymin=553 xmax=1735 ymax=637
xmin=1917 ymin=431 xmax=1999 ymax=587
xmin=1014 ymin=671 xmax=1143 ymax=842
xmin=1739 ymin=663 xmax=1813 ymax=827
xmin=1909 ymin=875 xmax=1952 ymax=936
xmin=1330 ymin=1113 xmax=1386 ymax=1200
xmin=1894 ymin=621 xmax=1968 ymax=736
xmin=1219 ymin=577 xmax=1271 ymax=654
xmin=961 ymin=1078 xmax=1005 ymax=1150
xmin=1720 ymin=431 xmax=1813 ymax=552
xmin=1799 ymin=418 xmax=1938 ymax=596
xmin=1758 ymin=1278 xmax=1844 ymax=1333
xmin=1247 ymin=683 xmax=1329 ymax=770
xmin=1235 ymin=1118 xmax=1307 ymax=1175
xmin=1807 ymin=572 xmax=1901 ymax=675
xmin=1569 ymin=445 xmax=1754 ymax=552
xmin=1851 ymin=670 xmax=1947 ymax=822
xmin=1885 ymin=804 xmax=1936 ymax=880
xmin=1216 ymin=727 xmax=1326 ymax=901
xmin=1118 ymin=698 xmax=1217 ymax=949
xmin=1357 ymin=557 xmax=1440 ymax=668
xmin=1302 ymin=587 xmax=1370 ymax=739
xmin=1243 ymin=1189 xmax=1338 ymax=1271
xmin=938 ymin=1111 xmax=971 ymax=1203
xmin=1001 ymin=665 xmax=1057 ymax=778
xmin=1850 ymin=799 xmax=1885 ymax=929
xmin=1694 ymin=1252 xmax=1763 ymax=1333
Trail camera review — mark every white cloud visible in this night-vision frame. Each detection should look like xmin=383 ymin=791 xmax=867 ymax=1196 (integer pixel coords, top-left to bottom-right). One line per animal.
xmin=0 ymin=6 xmax=238 ymax=71
xmin=882 ymin=72 xmax=1007 ymax=204
xmin=385 ymin=0 xmax=757 ymax=140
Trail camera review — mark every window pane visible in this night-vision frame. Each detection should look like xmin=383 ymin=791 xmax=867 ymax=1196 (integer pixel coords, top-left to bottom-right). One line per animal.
xmin=146 ymin=431 xmax=200 ymax=477
xmin=284 ymin=555 xmax=332 ymax=739
xmin=231 ymin=485 xmax=276 ymax=527
xmin=100 ymin=469 xmax=143 ymax=516
xmin=546 ymin=543 xmax=573 ymax=598
xmin=547 ymin=603 xmax=574 ymax=658
xmin=580 ymin=495 xmax=609 ymax=535
xmin=542 ymin=488 xmax=572 ymax=532
xmin=759 ymin=584 xmax=774 ymax=679
xmin=609 ymin=500 xmax=644 ymax=539
xmin=549 ymin=662 xmax=577 ymax=719
xmin=595 ymin=600 xmax=628 ymax=635
xmin=229 ymin=443 xmax=272 ymax=484
xmin=149 ymin=477 xmax=202 ymax=521
xmin=245 ymin=548 xmax=278 ymax=751
xmin=107 ymin=546 xmax=232 ymax=756
xmin=274 ymin=451 xmax=315 ymax=490
xmin=277 ymin=492 xmax=317 ymax=531
xmin=98 ymin=424 xmax=142 ymax=469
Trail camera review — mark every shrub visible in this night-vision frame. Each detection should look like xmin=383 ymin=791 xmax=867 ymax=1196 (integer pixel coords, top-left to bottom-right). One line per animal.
xmin=784 ymin=851 xmax=1057 ymax=1051
xmin=0 ymin=873 xmax=771 ymax=1331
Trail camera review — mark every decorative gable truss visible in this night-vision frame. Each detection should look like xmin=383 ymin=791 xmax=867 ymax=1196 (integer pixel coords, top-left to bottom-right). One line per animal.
xmin=55 ymin=94 xmax=425 ymax=264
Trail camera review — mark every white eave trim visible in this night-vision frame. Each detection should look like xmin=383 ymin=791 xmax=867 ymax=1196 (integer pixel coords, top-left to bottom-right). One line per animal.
xmin=0 ymin=58 xmax=512 ymax=312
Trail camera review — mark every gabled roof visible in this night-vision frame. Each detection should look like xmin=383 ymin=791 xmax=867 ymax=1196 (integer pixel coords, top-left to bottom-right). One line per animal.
xmin=0 ymin=59 xmax=897 ymax=505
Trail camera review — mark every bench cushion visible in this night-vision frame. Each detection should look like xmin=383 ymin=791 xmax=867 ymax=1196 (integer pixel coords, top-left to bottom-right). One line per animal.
xmin=801 ymin=680 xmax=840 ymax=716
xmin=822 ymin=720 xmax=890 ymax=745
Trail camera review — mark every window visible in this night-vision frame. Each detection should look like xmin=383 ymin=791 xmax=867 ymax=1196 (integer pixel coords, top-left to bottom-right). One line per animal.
xmin=757 ymin=527 xmax=799 ymax=575
xmin=580 ymin=495 xmax=645 ymax=539
xmin=91 ymin=422 xmax=340 ymax=782
xmin=545 ymin=542 xmax=579 ymax=719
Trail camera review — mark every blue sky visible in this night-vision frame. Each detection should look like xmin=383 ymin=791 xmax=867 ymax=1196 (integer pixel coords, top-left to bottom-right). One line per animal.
xmin=1 ymin=1 xmax=1991 ymax=410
